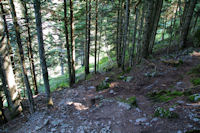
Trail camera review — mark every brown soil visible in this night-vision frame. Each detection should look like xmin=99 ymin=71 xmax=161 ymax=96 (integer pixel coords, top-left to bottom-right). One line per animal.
xmin=1 ymin=49 xmax=200 ymax=133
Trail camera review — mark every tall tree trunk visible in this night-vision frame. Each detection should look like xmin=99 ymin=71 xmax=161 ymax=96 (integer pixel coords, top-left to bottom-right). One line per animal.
xmin=70 ymin=0 xmax=76 ymax=84
xmin=149 ymin=0 xmax=163 ymax=54
xmin=0 ymin=3 xmax=16 ymax=76
xmin=129 ymin=8 xmax=139 ymax=67
xmin=21 ymin=0 xmax=38 ymax=95
xmin=64 ymin=0 xmax=73 ymax=86
xmin=85 ymin=0 xmax=90 ymax=75
xmin=142 ymin=0 xmax=154 ymax=58
xmin=180 ymin=0 xmax=197 ymax=48
xmin=33 ymin=0 xmax=53 ymax=107
xmin=121 ymin=0 xmax=130 ymax=71
xmin=94 ymin=0 xmax=98 ymax=74
xmin=116 ymin=0 xmax=121 ymax=67
xmin=9 ymin=0 xmax=35 ymax=113
xmin=118 ymin=0 xmax=123 ymax=67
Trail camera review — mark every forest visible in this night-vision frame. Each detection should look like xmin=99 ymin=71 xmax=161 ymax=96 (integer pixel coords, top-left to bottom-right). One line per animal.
xmin=0 ymin=0 xmax=200 ymax=132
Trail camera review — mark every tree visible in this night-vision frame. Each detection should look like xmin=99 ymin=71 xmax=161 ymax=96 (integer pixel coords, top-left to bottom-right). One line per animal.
xmin=64 ymin=0 xmax=73 ymax=86
xmin=180 ymin=0 xmax=197 ymax=48
xmin=9 ymin=0 xmax=35 ymax=113
xmin=33 ymin=0 xmax=53 ymax=106
xmin=121 ymin=0 xmax=130 ymax=70
xmin=94 ymin=0 xmax=98 ymax=74
xmin=70 ymin=0 xmax=76 ymax=84
xmin=20 ymin=0 xmax=38 ymax=95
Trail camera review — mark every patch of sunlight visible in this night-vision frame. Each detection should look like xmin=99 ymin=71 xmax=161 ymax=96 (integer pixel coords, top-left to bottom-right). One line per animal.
xmin=66 ymin=101 xmax=89 ymax=111
xmin=191 ymin=51 xmax=200 ymax=57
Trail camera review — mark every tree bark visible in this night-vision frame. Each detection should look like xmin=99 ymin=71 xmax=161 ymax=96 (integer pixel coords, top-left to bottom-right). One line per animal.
xmin=121 ymin=0 xmax=130 ymax=71
xmin=9 ymin=0 xmax=35 ymax=113
xmin=64 ymin=0 xmax=72 ymax=86
xmin=21 ymin=0 xmax=38 ymax=95
xmin=180 ymin=0 xmax=197 ymax=48
xmin=33 ymin=0 xmax=53 ymax=107
xmin=149 ymin=0 xmax=163 ymax=54
xmin=70 ymin=0 xmax=76 ymax=84
xmin=94 ymin=0 xmax=98 ymax=74
xmin=129 ymin=8 xmax=139 ymax=67
xmin=142 ymin=0 xmax=154 ymax=58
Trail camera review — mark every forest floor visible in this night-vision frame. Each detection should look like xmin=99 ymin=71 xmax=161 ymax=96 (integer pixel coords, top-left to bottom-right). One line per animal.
xmin=1 ymin=47 xmax=200 ymax=133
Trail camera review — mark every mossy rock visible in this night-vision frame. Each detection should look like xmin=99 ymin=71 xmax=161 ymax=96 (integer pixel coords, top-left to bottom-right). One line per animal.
xmin=117 ymin=96 xmax=137 ymax=107
xmin=96 ymin=81 xmax=110 ymax=91
xmin=154 ymin=107 xmax=178 ymax=119
xmin=191 ymin=78 xmax=200 ymax=86
xmin=188 ymin=94 xmax=200 ymax=102
xmin=162 ymin=59 xmax=183 ymax=67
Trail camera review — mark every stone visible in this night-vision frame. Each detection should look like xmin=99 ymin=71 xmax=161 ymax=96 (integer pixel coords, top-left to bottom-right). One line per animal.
xmin=151 ymin=117 xmax=158 ymax=122
xmin=117 ymin=102 xmax=131 ymax=110
xmin=125 ymin=76 xmax=133 ymax=82
xmin=169 ymin=107 xmax=175 ymax=111
xmin=177 ymin=130 xmax=182 ymax=133
xmin=51 ymin=128 xmax=57 ymax=132
xmin=136 ymin=108 xmax=142 ymax=113
xmin=176 ymin=100 xmax=184 ymax=105
xmin=135 ymin=117 xmax=147 ymax=123
xmin=88 ymin=86 xmax=96 ymax=90
xmin=109 ymin=90 xmax=114 ymax=94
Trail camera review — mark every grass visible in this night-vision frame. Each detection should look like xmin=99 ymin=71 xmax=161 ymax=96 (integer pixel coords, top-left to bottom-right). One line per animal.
xmin=147 ymin=90 xmax=183 ymax=102
xmin=154 ymin=107 xmax=179 ymax=119
xmin=117 ymin=96 xmax=137 ymax=107
xmin=187 ymin=64 xmax=200 ymax=75
xmin=190 ymin=78 xmax=200 ymax=86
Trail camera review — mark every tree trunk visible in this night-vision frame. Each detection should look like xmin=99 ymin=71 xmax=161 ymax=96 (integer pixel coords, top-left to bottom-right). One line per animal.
xmin=121 ymin=0 xmax=130 ymax=71
xmin=70 ymin=0 xmax=76 ymax=84
xmin=116 ymin=0 xmax=121 ymax=67
xmin=180 ymin=0 xmax=197 ymax=48
xmin=21 ymin=0 xmax=38 ymax=95
xmin=129 ymin=8 xmax=139 ymax=67
xmin=118 ymin=0 xmax=123 ymax=67
xmin=64 ymin=0 xmax=73 ymax=87
xmin=142 ymin=0 xmax=154 ymax=58
xmin=33 ymin=0 xmax=53 ymax=107
xmin=9 ymin=0 xmax=35 ymax=113
xmin=85 ymin=0 xmax=90 ymax=75
xmin=149 ymin=0 xmax=163 ymax=54
xmin=94 ymin=0 xmax=98 ymax=74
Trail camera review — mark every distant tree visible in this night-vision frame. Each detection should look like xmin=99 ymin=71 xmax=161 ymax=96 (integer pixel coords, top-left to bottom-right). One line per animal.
xmin=33 ymin=0 xmax=53 ymax=106
xmin=94 ymin=0 xmax=98 ymax=74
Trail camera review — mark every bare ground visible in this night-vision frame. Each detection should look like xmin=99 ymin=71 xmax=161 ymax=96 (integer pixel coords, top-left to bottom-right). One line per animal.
xmin=1 ymin=49 xmax=200 ymax=133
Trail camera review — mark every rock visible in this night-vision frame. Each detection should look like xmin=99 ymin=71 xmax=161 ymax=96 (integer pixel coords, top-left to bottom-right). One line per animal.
xmin=35 ymin=126 xmax=41 ymax=131
xmin=109 ymin=90 xmax=114 ymax=94
xmin=176 ymin=100 xmax=184 ymax=105
xmin=88 ymin=86 xmax=96 ymax=90
xmin=125 ymin=76 xmax=133 ymax=82
xmin=177 ymin=130 xmax=182 ymax=133
xmin=151 ymin=117 xmax=158 ymax=122
xmin=43 ymin=119 xmax=49 ymax=125
xmin=51 ymin=128 xmax=57 ymax=132
xmin=135 ymin=117 xmax=147 ymax=124
xmin=51 ymin=119 xmax=63 ymax=126
xmin=136 ymin=108 xmax=142 ymax=113
xmin=169 ymin=107 xmax=175 ymax=111
xmin=105 ymin=77 xmax=110 ymax=82
xmin=117 ymin=102 xmax=131 ymax=110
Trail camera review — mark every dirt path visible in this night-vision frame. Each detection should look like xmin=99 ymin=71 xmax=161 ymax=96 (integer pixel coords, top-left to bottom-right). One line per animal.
xmin=1 ymin=50 xmax=200 ymax=133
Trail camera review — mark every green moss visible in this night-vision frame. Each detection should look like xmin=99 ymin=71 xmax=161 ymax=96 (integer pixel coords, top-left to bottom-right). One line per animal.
xmin=154 ymin=107 xmax=179 ymax=119
xmin=86 ymin=74 xmax=93 ymax=80
xmin=191 ymin=78 xmax=200 ymax=86
xmin=147 ymin=90 xmax=183 ymax=102
xmin=118 ymin=96 xmax=137 ymax=107
xmin=188 ymin=94 xmax=200 ymax=102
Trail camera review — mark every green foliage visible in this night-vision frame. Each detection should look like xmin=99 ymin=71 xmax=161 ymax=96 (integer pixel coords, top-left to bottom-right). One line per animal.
xmin=86 ymin=74 xmax=93 ymax=80
xmin=154 ymin=107 xmax=178 ymax=119
xmin=191 ymin=78 xmax=200 ymax=86
xmin=188 ymin=94 xmax=200 ymax=102
xmin=118 ymin=96 xmax=137 ymax=107
xmin=194 ymin=28 xmax=200 ymax=47
xmin=147 ymin=90 xmax=183 ymax=102
xmin=186 ymin=130 xmax=200 ymax=133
